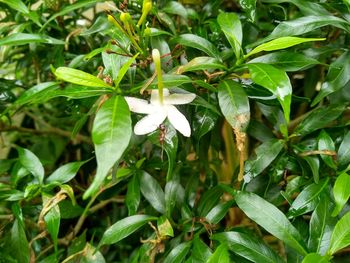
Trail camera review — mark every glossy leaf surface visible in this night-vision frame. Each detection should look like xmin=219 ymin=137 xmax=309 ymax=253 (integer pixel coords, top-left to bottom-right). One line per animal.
xmin=332 ymin=173 xmax=350 ymax=217
xmin=218 ymin=80 xmax=250 ymax=132
xmin=163 ymin=242 xmax=192 ymax=263
xmin=246 ymin=37 xmax=325 ymax=58
xmin=172 ymin=34 xmax=220 ymax=59
xmin=212 ymin=231 xmax=285 ymax=263
xmin=0 ymin=33 xmax=64 ymax=46
xmin=248 ymin=63 xmax=292 ymax=123
xmin=288 ymin=178 xmax=329 ymax=218
xmin=249 ymin=51 xmax=321 ymax=72
xmin=244 ymin=139 xmax=284 ymax=181
xmin=84 ymin=96 xmax=131 ymax=198
xmin=235 ymin=191 xmax=308 ymax=255
xmin=313 ymin=51 xmax=350 ymax=106
xmin=55 ymin=67 xmax=112 ymax=88
xmin=217 ymin=12 xmax=242 ymax=59
xmin=100 ymin=215 xmax=157 ymax=245
xmin=328 ymin=211 xmax=350 ymax=255
xmin=17 ymin=147 xmax=44 ymax=185
xmin=308 ymin=195 xmax=336 ymax=255
xmin=140 ymin=171 xmax=166 ymax=214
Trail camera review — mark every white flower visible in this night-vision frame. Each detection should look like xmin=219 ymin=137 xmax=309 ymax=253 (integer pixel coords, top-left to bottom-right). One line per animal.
xmin=125 ymin=89 xmax=196 ymax=137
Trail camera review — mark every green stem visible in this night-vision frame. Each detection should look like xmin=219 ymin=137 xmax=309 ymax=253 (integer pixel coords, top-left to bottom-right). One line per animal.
xmin=120 ymin=13 xmax=143 ymax=53
xmin=152 ymin=49 xmax=164 ymax=104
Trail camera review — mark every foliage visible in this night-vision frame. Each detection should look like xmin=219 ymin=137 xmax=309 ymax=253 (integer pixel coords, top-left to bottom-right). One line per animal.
xmin=1 ymin=0 xmax=350 ymax=262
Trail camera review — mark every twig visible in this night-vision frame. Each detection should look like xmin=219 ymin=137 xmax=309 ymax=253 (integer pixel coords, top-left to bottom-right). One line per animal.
xmin=58 ymin=189 xmax=122 ymax=246
xmin=299 ymin=150 xmax=336 ymax=157
xmin=89 ymin=196 xmax=124 ymax=213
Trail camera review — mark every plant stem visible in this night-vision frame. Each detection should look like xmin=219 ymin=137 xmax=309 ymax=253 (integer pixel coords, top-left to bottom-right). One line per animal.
xmin=152 ymin=49 xmax=164 ymax=104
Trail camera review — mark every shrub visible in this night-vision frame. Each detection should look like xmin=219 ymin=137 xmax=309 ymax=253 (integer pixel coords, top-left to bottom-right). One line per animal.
xmin=1 ymin=0 xmax=350 ymax=262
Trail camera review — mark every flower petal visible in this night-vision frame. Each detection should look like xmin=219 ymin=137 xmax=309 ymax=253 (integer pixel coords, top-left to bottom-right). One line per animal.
xmin=125 ymin=97 xmax=156 ymax=114
xmin=134 ymin=111 xmax=167 ymax=135
xmin=163 ymin=93 xmax=196 ymax=105
xmin=167 ymin=105 xmax=191 ymax=137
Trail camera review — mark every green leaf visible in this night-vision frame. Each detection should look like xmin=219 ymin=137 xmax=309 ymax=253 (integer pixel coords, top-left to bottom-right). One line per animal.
xmin=172 ymin=34 xmax=220 ymax=59
xmin=17 ymin=147 xmax=44 ymax=185
xmin=149 ymin=28 xmax=173 ymax=37
xmin=24 ymin=184 xmax=41 ymax=199
xmin=191 ymin=235 xmax=212 ymax=262
xmin=205 ymin=200 xmax=235 ymax=224
xmin=308 ymin=195 xmax=336 ymax=255
xmin=99 ymin=215 xmax=157 ymax=246
xmin=197 ymin=185 xmax=224 ymax=217
xmin=0 ymin=33 xmax=65 ymax=46
xmin=80 ymin=243 xmax=106 ymax=263
xmin=177 ymin=57 xmax=226 ymax=74
xmin=148 ymin=123 xmax=178 ymax=180
xmin=140 ymin=171 xmax=166 ymax=214
xmin=302 ymin=253 xmax=330 ymax=263
xmin=52 ymin=85 xmax=112 ymax=99
xmin=9 ymin=205 xmax=30 ymax=263
xmin=239 ymin=0 xmax=256 ymax=21
xmin=55 ymin=67 xmax=112 ymax=88
xmin=212 ymin=231 xmax=285 ymax=263
xmin=246 ymin=37 xmax=325 ymax=58
xmin=192 ymin=108 xmax=218 ymax=142
xmin=132 ymin=74 xmax=192 ymax=92
xmin=102 ymin=50 xmax=126 ymax=82
xmin=126 ymin=174 xmax=140 ymax=216
xmin=10 ymin=219 xmax=30 ymax=263
xmin=165 ymin=180 xmax=184 ymax=217
xmin=332 ymin=173 xmax=350 ymax=217
xmin=247 ymin=120 xmax=275 ymax=142
xmin=14 ymin=82 xmax=60 ymax=107
xmin=60 ymin=185 xmax=76 ymax=205
xmin=288 ymin=178 xmax=329 ymax=218
xmin=248 ymin=51 xmax=321 ymax=72
xmin=337 ymin=131 xmax=350 ymax=167
xmin=283 ymin=0 xmax=331 ymax=16
xmin=46 ymin=160 xmax=88 ymax=184
xmin=163 ymin=1 xmax=188 ymax=19
xmin=217 ymin=12 xmax=242 ymax=59
xmin=235 ymin=191 xmax=308 ymax=255
xmin=244 ymin=139 xmax=284 ymax=181
xmin=0 ymin=0 xmax=29 ymax=14
xmin=207 ymin=244 xmax=230 ymax=263
xmin=312 ymin=51 xmax=350 ymax=106
xmin=157 ymin=12 xmax=176 ymax=34
xmin=81 ymin=16 xmax=110 ymax=36
xmin=114 ymin=53 xmax=139 ymax=87
xmin=266 ymin=16 xmax=350 ymax=41
xmin=83 ymin=96 xmax=131 ymax=199
xmin=157 ymin=216 xmax=174 ymax=237
xmin=218 ymin=80 xmax=250 ymax=132
xmin=163 ymin=242 xmax=192 ymax=263
xmin=294 ymin=105 xmax=345 ymax=136
xmin=303 ymin=156 xmax=320 ymax=183
xmin=248 ymin=63 xmax=292 ymax=123
xmin=318 ymin=130 xmax=336 ymax=169
xmin=43 ymin=194 xmax=60 ymax=254
xmin=192 ymin=95 xmax=221 ymax=116
xmin=328 ymin=211 xmax=350 ymax=255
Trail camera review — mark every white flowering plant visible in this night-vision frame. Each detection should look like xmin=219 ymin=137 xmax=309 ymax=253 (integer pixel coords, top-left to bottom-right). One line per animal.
xmin=1 ymin=0 xmax=350 ymax=262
